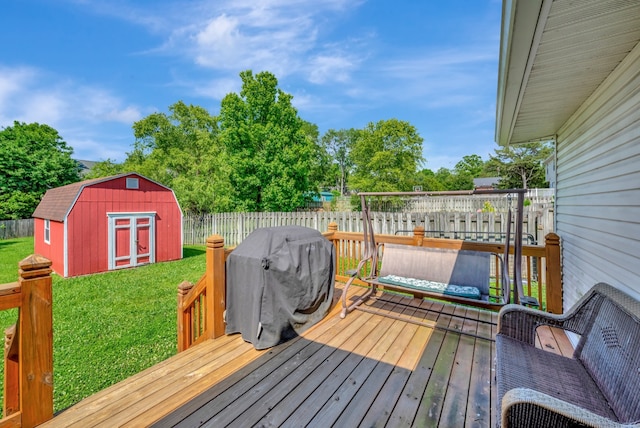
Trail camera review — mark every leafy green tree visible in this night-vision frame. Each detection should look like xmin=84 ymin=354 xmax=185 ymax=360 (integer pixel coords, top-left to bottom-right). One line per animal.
xmin=300 ymin=120 xmax=329 ymax=198
xmin=84 ymin=159 xmax=124 ymax=179
xmin=126 ymin=101 xmax=232 ymax=214
xmin=321 ymin=128 xmax=359 ymax=195
xmin=219 ymin=70 xmax=316 ymax=212
xmin=485 ymin=142 xmax=552 ymax=188
xmin=0 ymin=192 xmax=42 ymax=221
xmin=349 ymin=119 xmax=424 ymax=193
xmin=417 ymin=155 xmax=486 ymax=192
xmin=417 ymin=168 xmax=444 ymax=191
xmin=446 ymin=171 xmax=474 ymax=190
xmin=434 ymin=167 xmax=458 ymax=191
xmin=441 ymin=155 xmax=482 ymax=190
xmin=0 ymin=121 xmax=80 ymax=219
xmin=454 ymin=154 xmax=485 ymax=177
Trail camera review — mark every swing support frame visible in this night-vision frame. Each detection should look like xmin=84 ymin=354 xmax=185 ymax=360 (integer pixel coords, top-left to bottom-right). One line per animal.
xmin=343 ymin=188 xmax=537 ymax=315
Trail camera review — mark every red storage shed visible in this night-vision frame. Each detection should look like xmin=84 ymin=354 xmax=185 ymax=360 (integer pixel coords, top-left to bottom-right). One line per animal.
xmin=32 ymin=173 xmax=183 ymax=277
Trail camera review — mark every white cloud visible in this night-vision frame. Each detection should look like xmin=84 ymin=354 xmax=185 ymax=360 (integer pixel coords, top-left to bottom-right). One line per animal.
xmin=67 ymin=135 xmax=129 ymax=162
xmin=333 ymin=46 xmax=497 ymax=111
xmin=69 ymin=87 xmax=142 ymax=124
xmin=0 ymin=64 xmax=142 ymax=162
xmin=0 ymin=66 xmax=141 ymax=127
xmin=307 ymin=54 xmax=356 ymax=84
xmin=187 ymin=13 xmax=316 ymax=78
xmin=0 ymin=66 xmax=36 ymax=106
xmin=192 ymin=77 xmax=240 ymax=100
xmin=157 ymin=0 xmax=363 ymax=85
xmin=67 ymin=0 xmax=370 ymax=97
xmin=20 ymin=92 xmax=66 ymax=125
xmin=103 ymin=106 xmax=143 ymax=123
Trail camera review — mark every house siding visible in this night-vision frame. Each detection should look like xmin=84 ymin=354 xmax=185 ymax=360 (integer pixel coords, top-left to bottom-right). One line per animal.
xmin=556 ymin=41 xmax=640 ymax=308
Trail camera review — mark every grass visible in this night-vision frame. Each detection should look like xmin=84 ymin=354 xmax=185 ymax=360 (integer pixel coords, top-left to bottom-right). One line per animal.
xmin=0 ymin=237 xmax=206 ymax=412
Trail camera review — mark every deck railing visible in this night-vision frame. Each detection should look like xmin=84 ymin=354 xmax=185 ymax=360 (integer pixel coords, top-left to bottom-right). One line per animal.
xmin=0 ymin=255 xmax=54 ymax=428
xmin=322 ymin=223 xmax=562 ymax=313
xmin=177 ymin=223 xmax=563 ymax=351
xmin=177 ymin=236 xmax=229 ymax=352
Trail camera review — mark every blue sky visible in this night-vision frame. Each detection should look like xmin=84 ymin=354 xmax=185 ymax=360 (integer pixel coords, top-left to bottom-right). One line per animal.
xmin=1 ymin=0 xmax=503 ymax=172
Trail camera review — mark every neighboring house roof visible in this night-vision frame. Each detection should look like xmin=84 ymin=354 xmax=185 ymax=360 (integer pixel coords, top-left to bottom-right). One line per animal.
xmin=495 ymin=0 xmax=640 ymax=146
xmin=76 ymin=159 xmax=97 ymax=176
xmin=473 ymin=177 xmax=500 ymax=189
xmin=32 ymin=173 xmax=171 ymax=222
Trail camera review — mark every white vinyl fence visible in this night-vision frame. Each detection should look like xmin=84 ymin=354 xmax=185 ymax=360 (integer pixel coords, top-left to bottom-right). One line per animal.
xmin=3 ymin=192 xmax=555 ymax=246
xmin=183 ymin=208 xmax=554 ymax=247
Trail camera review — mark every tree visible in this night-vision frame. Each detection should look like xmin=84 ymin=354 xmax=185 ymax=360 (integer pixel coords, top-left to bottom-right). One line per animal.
xmin=321 ymin=128 xmax=359 ymax=195
xmin=84 ymin=159 xmax=124 ymax=179
xmin=0 ymin=121 xmax=80 ymax=219
xmin=125 ymin=101 xmax=232 ymax=214
xmin=440 ymin=154 xmax=485 ymax=190
xmin=454 ymin=154 xmax=485 ymax=178
xmin=349 ymin=119 xmax=424 ymax=192
xmin=219 ymin=70 xmax=316 ymax=212
xmin=417 ymin=168 xmax=444 ymax=191
xmin=420 ymin=167 xmax=471 ymax=191
xmin=485 ymin=142 xmax=552 ymax=188
xmin=300 ymin=120 xmax=329 ymax=198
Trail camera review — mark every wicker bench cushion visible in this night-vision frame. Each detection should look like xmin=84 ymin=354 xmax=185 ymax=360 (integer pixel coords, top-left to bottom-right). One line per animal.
xmin=496 ymin=334 xmax=618 ymax=421
xmin=378 ymin=274 xmax=482 ymax=300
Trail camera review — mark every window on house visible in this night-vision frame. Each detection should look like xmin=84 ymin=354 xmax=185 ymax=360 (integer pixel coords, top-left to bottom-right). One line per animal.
xmin=44 ymin=219 xmax=50 ymax=244
xmin=126 ymin=178 xmax=139 ymax=189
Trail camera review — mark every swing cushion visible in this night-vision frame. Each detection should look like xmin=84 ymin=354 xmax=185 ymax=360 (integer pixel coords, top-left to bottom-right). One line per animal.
xmin=378 ymin=274 xmax=482 ymax=299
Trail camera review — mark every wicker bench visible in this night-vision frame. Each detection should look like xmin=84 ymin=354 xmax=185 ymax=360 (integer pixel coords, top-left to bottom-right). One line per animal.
xmin=341 ymin=243 xmax=508 ymax=318
xmin=496 ymin=282 xmax=640 ymax=427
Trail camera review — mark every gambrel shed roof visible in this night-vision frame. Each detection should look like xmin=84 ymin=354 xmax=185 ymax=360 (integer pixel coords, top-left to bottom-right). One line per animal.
xmin=32 ymin=173 xmax=176 ymax=222
xmin=33 ymin=176 xmax=108 ymax=222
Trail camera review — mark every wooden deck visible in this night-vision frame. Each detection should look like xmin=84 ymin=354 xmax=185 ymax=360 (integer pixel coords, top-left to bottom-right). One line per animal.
xmin=41 ymin=284 xmax=574 ymax=428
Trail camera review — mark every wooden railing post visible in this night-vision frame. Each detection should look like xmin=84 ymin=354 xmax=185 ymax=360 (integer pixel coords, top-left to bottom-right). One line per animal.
xmin=4 ymin=325 xmax=19 ymax=417
xmin=18 ymin=254 xmax=53 ymax=427
xmin=413 ymin=226 xmax=425 ymax=246
xmin=545 ymin=233 xmax=563 ymax=314
xmin=177 ymin=281 xmax=194 ymax=352
xmin=323 ymin=222 xmax=338 ymax=244
xmin=207 ymin=235 xmax=226 ymax=339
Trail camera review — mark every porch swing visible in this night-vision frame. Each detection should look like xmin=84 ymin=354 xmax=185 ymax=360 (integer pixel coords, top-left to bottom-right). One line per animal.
xmin=340 ymin=188 xmax=538 ymax=318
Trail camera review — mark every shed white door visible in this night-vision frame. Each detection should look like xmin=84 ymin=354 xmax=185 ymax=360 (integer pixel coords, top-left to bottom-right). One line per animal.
xmin=108 ymin=213 xmax=156 ymax=270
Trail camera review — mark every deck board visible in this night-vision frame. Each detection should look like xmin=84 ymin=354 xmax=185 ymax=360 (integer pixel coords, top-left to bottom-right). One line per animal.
xmin=277 ymin=303 xmax=405 ymax=427
xmin=41 ymin=284 xmax=571 ymax=428
xmin=440 ymin=307 xmax=478 ymax=427
xmin=466 ymin=309 xmax=494 ymax=428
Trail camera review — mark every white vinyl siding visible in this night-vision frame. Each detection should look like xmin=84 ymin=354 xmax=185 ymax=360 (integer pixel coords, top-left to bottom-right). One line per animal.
xmin=555 ymin=41 xmax=640 ymax=308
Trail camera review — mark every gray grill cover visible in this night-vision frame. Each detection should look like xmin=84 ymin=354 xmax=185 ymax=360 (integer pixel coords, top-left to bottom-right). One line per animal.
xmin=225 ymin=226 xmax=335 ymax=349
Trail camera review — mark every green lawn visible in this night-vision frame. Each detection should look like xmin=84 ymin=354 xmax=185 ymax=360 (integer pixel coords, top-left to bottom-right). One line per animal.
xmin=0 ymin=237 xmax=206 ymax=412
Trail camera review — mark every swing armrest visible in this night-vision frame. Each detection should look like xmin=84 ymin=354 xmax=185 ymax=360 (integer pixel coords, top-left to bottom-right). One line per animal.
xmin=519 ymin=295 xmax=540 ymax=307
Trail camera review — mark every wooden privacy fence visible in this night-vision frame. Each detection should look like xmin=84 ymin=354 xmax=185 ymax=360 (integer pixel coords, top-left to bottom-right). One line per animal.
xmin=177 ymin=223 xmax=562 ymax=352
xmin=0 ymin=219 xmax=34 ymax=239
xmin=183 ymin=208 xmax=554 ymax=247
